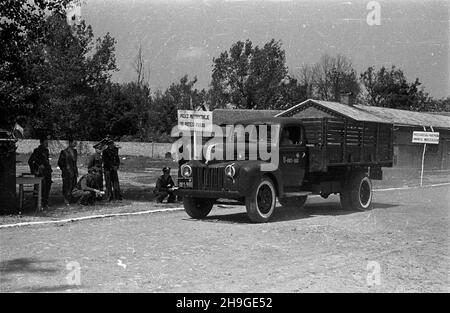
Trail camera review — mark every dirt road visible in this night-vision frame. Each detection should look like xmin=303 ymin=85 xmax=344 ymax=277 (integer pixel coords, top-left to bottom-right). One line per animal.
xmin=1 ymin=185 xmax=449 ymax=292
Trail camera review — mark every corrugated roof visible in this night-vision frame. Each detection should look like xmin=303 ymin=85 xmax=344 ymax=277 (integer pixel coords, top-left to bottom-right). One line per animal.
xmin=213 ymin=109 xmax=282 ymax=125
xmin=277 ymin=99 xmax=450 ymax=129
xmin=422 ymin=111 xmax=450 ymax=117
xmin=355 ymin=105 xmax=450 ymax=129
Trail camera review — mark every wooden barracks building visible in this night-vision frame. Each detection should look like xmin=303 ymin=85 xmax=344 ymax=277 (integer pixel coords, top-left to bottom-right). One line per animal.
xmin=213 ymin=99 xmax=450 ymax=170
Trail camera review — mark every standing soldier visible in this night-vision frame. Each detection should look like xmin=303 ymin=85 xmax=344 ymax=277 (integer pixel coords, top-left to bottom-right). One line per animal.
xmin=57 ymin=138 xmax=78 ymax=205
xmin=28 ymin=137 xmax=52 ymax=209
xmin=87 ymin=144 xmax=104 ymax=191
xmin=102 ymin=139 xmax=122 ymax=201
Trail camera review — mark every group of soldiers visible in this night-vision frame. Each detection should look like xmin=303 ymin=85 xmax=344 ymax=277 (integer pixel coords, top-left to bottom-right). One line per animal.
xmin=28 ymin=136 xmax=123 ymax=208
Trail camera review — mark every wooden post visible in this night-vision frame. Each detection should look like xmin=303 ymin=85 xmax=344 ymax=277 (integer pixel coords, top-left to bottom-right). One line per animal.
xmin=420 ymin=126 xmax=428 ymax=187
xmin=193 ymin=131 xmax=198 ymax=160
xmin=19 ymin=184 xmax=23 ymax=210
xmin=420 ymin=143 xmax=426 ymax=187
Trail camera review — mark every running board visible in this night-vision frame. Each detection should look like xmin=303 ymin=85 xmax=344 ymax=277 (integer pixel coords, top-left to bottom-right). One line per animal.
xmin=283 ymin=191 xmax=312 ymax=197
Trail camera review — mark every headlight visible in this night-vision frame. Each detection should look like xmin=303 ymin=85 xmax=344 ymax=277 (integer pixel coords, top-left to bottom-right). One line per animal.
xmin=181 ymin=164 xmax=192 ymax=178
xmin=225 ymin=164 xmax=236 ymax=178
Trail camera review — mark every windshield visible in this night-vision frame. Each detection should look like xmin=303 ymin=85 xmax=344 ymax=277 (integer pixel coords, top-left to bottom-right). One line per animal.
xmin=228 ymin=123 xmax=280 ymax=145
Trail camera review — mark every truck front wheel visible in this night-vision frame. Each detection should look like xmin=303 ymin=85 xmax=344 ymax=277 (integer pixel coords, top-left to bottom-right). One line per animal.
xmin=340 ymin=172 xmax=373 ymax=211
xmin=245 ymin=177 xmax=276 ymax=223
xmin=183 ymin=197 xmax=215 ymax=219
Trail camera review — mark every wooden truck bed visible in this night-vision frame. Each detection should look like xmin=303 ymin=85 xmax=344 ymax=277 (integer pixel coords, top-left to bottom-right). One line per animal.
xmin=300 ymin=118 xmax=393 ymax=172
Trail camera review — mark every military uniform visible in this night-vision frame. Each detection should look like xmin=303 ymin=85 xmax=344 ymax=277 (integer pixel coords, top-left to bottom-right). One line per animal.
xmin=87 ymin=151 xmax=103 ymax=190
xmin=102 ymin=144 xmax=122 ymax=201
xmin=71 ymin=173 xmax=100 ymax=205
xmin=154 ymin=171 xmax=176 ymax=203
xmin=58 ymin=146 xmax=78 ymax=204
xmin=28 ymin=144 xmax=52 ymax=207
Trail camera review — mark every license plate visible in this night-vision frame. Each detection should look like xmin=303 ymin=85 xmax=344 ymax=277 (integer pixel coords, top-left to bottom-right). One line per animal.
xmin=178 ymin=178 xmax=193 ymax=188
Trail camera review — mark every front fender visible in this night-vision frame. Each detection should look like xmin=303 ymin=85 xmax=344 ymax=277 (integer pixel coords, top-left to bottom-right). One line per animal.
xmin=236 ymin=161 xmax=282 ymax=196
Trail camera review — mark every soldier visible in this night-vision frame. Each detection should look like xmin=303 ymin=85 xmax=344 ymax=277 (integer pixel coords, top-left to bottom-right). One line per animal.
xmin=280 ymin=128 xmax=293 ymax=145
xmin=28 ymin=137 xmax=52 ymax=209
xmin=102 ymin=139 xmax=122 ymax=201
xmin=71 ymin=169 xmax=103 ymax=205
xmin=154 ymin=167 xmax=176 ymax=203
xmin=58 ymin=138 xmax=78 ymax=205
xmin=87 ymin=145 xmax=104 ymax=191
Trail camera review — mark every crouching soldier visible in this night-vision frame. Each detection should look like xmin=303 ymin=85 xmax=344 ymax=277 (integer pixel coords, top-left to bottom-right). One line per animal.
xmin=71 ymin=169 xmax=103 ymax=205
xmin=154 ymin=167 xmax=176 ymax=203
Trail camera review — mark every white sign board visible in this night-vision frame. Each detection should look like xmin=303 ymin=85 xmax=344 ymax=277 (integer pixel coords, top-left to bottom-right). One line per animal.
xmin=178 ymin=110 xmax=213 ymax=132
xmin=412 ymin=131 xmax=439 ymax=144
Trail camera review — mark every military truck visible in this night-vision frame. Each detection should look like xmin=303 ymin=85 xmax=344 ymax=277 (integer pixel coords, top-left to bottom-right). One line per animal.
xmin=177 ymin=117 xmax=393 ymax=222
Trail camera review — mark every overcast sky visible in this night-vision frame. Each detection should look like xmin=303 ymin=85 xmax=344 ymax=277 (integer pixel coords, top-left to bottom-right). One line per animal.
xmin=82 ymin=0 xmax=449 ymax=98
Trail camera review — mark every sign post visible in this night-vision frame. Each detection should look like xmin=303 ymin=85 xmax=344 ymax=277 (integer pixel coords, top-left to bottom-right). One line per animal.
xmin=412 ymin=130 xmax=439 ymax=186
xmin=177 ymin=110 xmax=213 ymax=160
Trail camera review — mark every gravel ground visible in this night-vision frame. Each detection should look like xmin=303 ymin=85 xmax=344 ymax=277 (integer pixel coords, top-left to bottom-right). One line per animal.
xmin=0 ymin=185 xmax=448 ymax=292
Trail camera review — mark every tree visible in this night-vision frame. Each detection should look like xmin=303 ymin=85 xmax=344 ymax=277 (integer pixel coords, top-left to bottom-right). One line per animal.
xmin=102 ymin=81 xmax=152 ymax=141
xmin=150 ymin=75 xmax=205 ymax=140
xmin=210 ymin=39 xmax=304 ymax=110
xmin=297 ymin=64 xmax=315 ymax=99
xmin=0 ymin=0 xmax=72 ymax=129
xmin=29 ymin=12 xmax=118 ymax=140
xmin=275 ymin=76 xmax=308 ymax=110
xmin=133 ymin=43 xmax=150 ymax=87
xmin=430 ymin=97 xmax=450 ymax=112
xmin=360 ymin=66 xmax=426 ymax=110
xmin=130 ymin=44 xmax=152 ymax=140
xmin=311 ymin=54 xmax=360 ymax=101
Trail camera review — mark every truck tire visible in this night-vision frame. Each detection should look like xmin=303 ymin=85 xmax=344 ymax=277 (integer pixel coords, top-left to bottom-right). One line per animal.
xmin=183 ymin=197 xmax=215 ymax=219
xmin=279 ymin=196 xmax=307 ymax=208
xmin=340 ymin=172 xmax=373 ymax=211
xmin=245 ymin=177 xmax=276 ymax=223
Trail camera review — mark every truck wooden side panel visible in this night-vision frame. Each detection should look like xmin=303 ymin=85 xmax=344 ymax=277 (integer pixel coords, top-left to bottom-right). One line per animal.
xmin=301 ymin=118 xmax=393 ymax=172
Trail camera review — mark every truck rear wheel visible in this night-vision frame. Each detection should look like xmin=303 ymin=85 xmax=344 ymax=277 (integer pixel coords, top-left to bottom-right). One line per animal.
xmin=183 ymin=197 xmax=215 ymax=219
xmin=245 ymin=177 xmax=276 ymax=223
xmin=340 ymin=172 xmax=373 ymax=211
xmin=279 ymin=196 xmax=307 ymax=208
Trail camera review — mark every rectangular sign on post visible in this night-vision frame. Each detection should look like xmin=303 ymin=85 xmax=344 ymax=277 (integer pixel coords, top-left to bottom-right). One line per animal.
xmin=412 ymin=131 xmax=439 ymax=144
xmin=177 ymin=110 xmax=213 ymax=132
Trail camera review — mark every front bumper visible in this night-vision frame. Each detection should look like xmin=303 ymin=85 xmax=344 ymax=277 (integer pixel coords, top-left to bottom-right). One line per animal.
xmin=176 ymin=189 xmax=241 ymax=199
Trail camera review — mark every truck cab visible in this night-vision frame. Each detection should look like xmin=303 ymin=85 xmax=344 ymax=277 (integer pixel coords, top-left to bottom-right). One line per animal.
xmin=177 ymin=117 xmax=393 ymax=222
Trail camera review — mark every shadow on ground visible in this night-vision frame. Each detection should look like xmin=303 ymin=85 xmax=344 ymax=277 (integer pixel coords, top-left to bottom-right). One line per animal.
xmin=0 ymin=258 xmax=59 ymax=275
xmin=199 ymin=201 xmax=399 ymax=224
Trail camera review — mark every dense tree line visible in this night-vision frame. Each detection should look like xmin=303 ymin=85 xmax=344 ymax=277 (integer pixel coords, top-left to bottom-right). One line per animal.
xmin=1 ymin=1 xmax=448 ymax=142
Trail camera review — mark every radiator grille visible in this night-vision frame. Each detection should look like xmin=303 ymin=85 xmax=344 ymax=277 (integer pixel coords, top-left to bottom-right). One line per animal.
xmin=193 ymin=167 xmax=225 ymax=191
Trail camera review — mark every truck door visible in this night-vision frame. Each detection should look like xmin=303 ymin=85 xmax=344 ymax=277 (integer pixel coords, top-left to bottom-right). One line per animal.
xmin=279 ymin=124 xmax=307 ymax=188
